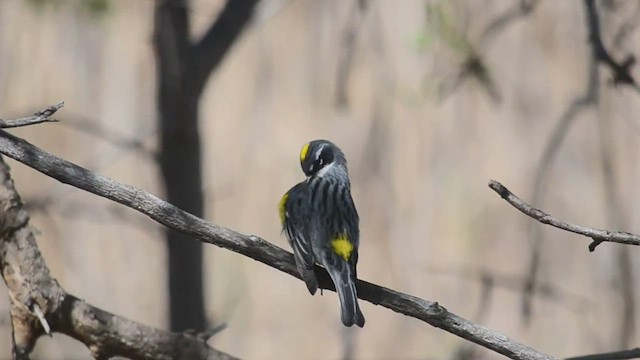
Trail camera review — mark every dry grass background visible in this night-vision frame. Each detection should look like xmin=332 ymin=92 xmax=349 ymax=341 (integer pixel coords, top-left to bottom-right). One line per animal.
xmin=1 ymin=0 xmax=640 ymax=359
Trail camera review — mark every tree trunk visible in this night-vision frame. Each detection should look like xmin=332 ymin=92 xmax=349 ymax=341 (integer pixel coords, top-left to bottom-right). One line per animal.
xmin=153 ymin=0 xmax=260 ymax=331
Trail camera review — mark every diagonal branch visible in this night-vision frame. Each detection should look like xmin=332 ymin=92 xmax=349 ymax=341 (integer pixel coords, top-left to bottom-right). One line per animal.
xmin=566 ymin=347 xmax=640 ymax=360
xmin=584 ymin=0 xmax=639 ymax=88
xmin=0 ymin=155 xmax=234 ymax=359
xmin=188 ymin=0 xmax=260 ymax=97
xmin=0 ymin=108 xmax=552 ymax=360
xmin=489 ymin=180 xmax=640 ymax=251
xmin=0 ymin=102 xmax=64 ymax=128
xmin=478 ymin=0 xmax=539 ymax=50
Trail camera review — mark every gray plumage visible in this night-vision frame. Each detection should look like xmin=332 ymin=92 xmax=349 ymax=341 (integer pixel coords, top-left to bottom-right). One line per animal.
xmin=280 ymin=139 xmax=365 ymax=327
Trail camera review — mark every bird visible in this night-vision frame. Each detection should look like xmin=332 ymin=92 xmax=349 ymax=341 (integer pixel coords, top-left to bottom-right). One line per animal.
xmin=279 ymin=139 xmax=365 ymax=327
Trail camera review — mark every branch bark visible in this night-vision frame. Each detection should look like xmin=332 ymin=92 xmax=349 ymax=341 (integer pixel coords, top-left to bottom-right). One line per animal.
xmin=566 ymin=347 xmax=640 ymax=360
xmin=0 ymin=111 xmax=553 ymax=359
xmin=0 ymin=102 xmax=64 ymax=128
xmin=584 ymin=0 xmax=638 ymax=88
xmin=0 ymin=154 xmax=234 ymax=359
xmin=489 ymin=180 xmax=640 ymax=251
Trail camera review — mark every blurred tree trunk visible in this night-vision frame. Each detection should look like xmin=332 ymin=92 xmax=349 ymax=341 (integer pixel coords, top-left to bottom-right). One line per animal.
xmin=153 ymin=0 xmax=259 ymax=331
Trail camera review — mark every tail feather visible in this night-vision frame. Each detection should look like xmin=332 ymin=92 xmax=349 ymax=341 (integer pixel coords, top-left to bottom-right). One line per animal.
xmin=326 ymin=262 xmax=365 ymax=327
xmin=291 ymin=239 xmax=318 ymax=295
xmin=298 ymin=265 xmax=318 ymax=295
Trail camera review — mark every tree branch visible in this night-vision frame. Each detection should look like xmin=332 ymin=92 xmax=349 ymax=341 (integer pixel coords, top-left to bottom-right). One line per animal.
xmin=566 ymin=347 xmax=640 ymax=360
xmin=188 ymin=0 xmax=260 ymax=96
xmin=489 ymin=180 xmax=640 ymax=251
xmin=0 ymin=102 xmax=64 ymax=128
xmin=54 ymin=294 xmax=235 ymax=360
xmin=521 ymin=0 xmax=612 ymax=320
xmin=478 ymin=0 xmax=539 ymax=50
xmin=584 ymin=0 xmax=638 ymax=88
xmin=0 ymin=153 xmax=234 ymax=359
xmin=0 ymin=106 xmax=553 ymax=360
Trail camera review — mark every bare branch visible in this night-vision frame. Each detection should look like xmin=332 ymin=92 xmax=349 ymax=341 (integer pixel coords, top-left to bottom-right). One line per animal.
xmin=0 ymin=155 xmax=235 ymax=359
xmin=566 ymin=347 xmax=640 ymax=360
xmin=0 ymin=102 xmax=64 ymax=128
xmin=435 ymin=0 xmax=540 ymax=103
xmin=55 ymin=294 xmax=236 ymax=360
xmin=522 ymin=4 xmax=607 ymax=321
xmin=0 ymin=123 xmax=552 ymax=359
xmin=489 ymin=180 xmax=640 ymax=251
xmin=188 ymin=0 xmax=260 ymax=96
xmin=612 ymin=2 xmax=640 ymax=48
xmin=584 ymin=0 xmax=639 ymax=89
xmin=519 ymin=0 xmax=639 ymax=331
xmin=478 ymin=0 xmax=539 ymax=50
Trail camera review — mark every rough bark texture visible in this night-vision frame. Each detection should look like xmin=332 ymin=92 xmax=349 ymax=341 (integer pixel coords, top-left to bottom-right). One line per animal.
xmin=0 ymin=154 xmax=235 ymax=359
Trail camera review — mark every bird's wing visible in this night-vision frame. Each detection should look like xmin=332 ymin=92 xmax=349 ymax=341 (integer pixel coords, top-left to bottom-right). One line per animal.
xmin=280 ymin=182 xmax=317 ymax=293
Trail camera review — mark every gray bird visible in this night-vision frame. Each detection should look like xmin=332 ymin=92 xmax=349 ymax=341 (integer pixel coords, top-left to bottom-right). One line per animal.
xmin=279 ymin=139 xmax=365 ymax=327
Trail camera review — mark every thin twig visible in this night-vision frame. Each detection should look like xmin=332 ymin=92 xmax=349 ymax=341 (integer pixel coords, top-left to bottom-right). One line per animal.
xmin=522 ymin=59 xmax=598 ymax=322
xmin=489 ymin=180 xmax=640 ymax=251
xmin=436 ymin=0 xmax=539 ymax=103
xmin=0 ymin=102 xmax=64 ymax=128
xmin=478 ymin=0 xmax=539 ymax=50
xmin=522 ymin=1 xmax=612 ymax=323
xmin=584 ymin=0 xmax=639 ymax=89
xmin=612 ymin=2 xmax=640 ymax=48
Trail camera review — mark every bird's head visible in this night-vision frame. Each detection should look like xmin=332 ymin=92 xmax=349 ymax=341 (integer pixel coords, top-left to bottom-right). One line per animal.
xmin=299 ymin=139 xmax=347 ymax=177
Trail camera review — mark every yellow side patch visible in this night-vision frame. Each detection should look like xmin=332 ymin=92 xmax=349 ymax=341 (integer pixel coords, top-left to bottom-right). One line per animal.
xmin=278 ymin=193 xmax=288 ymax=224
xmin=331 ymin=234 xmax=353 ymax=261
xmin=300 ymin=142 xmax=311 ymax=162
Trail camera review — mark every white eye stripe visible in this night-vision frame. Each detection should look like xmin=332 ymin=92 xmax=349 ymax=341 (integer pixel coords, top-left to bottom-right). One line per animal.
xmin=314 ymin=144 xmax=326 ymax=160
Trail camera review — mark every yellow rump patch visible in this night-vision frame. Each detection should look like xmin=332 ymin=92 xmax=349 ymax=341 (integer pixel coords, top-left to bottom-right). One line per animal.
xmin=300 ymin=142 xmax=311 ymax=162
xmin=331 ymin=234 xmax=353 ymax=261
xmin=278 ymin=193 xmax=288 ymax=224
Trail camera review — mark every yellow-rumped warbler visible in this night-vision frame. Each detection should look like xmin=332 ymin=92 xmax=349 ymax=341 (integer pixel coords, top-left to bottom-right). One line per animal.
xmin=279 ymin=139 xmax=365 ymax=327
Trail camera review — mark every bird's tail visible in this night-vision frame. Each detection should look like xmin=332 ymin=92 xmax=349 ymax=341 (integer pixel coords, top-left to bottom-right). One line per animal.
xmin=325 ymin=262 xmax=365 ymax=327
xmin=298 ymin=263 xmax=318 ymax=295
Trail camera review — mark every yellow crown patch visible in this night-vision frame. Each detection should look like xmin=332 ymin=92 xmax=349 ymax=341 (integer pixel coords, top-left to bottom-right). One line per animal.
xmin=300 ymin=142 xmax=311 ymax=162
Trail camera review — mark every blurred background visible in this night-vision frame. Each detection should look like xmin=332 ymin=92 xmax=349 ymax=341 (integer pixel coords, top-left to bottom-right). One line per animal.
xmin=1 ymin=0 xmax=640 ymax=359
